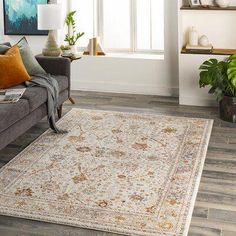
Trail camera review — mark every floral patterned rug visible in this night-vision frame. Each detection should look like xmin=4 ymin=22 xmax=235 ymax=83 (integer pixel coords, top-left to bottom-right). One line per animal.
xmin=0 ymin=109 xmax=213 ymax=236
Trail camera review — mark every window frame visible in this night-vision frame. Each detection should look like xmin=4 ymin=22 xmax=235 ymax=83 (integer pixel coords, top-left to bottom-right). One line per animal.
xmin=68 ymin=0 xmax=164 ymax=54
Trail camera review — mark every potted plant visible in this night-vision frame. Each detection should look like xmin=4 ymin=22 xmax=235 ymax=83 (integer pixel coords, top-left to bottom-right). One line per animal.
xmin=60 ymin=45 xmax=72 ymax=56
xmin=199 ymin=55 xmax=236 ymax=122
xmin=64 ymin=11 xmax=84 ymax=54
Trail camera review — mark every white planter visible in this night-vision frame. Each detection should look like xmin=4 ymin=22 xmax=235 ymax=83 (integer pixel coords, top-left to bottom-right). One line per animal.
xmin=62 ymin=49 xmax=72 ymax=56
xmin=70 ymin=45 xmax=78 ymax=54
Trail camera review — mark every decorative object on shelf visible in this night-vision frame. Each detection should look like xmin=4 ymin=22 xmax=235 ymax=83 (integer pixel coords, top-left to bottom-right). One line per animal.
xmin=3 ymin=0 xmax=48 ymax=35
xmin=61 ymin=54 xmax=81 ymax=62
xmin=37 ymin=3 xmax=63 ymax=57
xmin=182 ymin=48 xmax=236 ymax=55
xmin=199 ymin=55 xmax=236 ymax=122
xmin=200 ymin=0 xmax=213 ymax=7
xmin=64 ymin=11 xmax=84 ymax=54
xmin=60 ymin=45 xmax=71 ymax=56
xmin=188 ymin=0 xmax=201 ymax=7
xmin=215 ymin=0 xmax=231 ymax=8
xmin=185 ymin=44 xmax=213 ymax=53
xmin=189 ymin=27 xmax=199 ymax=46
xmin=199 ymin=35 xmax=209 ymax=46
xmin=84 ymin=37 xmax=106 ymax=56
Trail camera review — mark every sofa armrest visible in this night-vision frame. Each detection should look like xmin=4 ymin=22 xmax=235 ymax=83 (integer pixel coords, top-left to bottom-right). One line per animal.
xmin=35 ymin=56 xmax=71 ymax=80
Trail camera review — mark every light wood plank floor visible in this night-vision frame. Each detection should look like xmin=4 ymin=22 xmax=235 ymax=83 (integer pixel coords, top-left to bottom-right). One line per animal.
xmin=0 ymin=91 xmax=235 ymax=236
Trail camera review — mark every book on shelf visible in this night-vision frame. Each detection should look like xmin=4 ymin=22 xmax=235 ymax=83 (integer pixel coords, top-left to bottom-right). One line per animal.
xmin=185 ymin=44 xmax=213 ymax=53
xmin=0 ymin=88 xmax=26 ymax=104
xmin=84 ymin=37 xmax=106 ymax=56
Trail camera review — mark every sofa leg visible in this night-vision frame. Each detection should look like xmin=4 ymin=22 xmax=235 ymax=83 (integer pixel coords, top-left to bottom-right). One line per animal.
xmin=57 ymin=105 xmax=63 ymax=119
xmin=69 ymin=96 xmax=75 ymax=104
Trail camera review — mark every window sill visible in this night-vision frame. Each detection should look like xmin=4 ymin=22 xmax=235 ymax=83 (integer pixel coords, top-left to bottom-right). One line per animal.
xmin=76 ymin=52 xmax=164 ymax=60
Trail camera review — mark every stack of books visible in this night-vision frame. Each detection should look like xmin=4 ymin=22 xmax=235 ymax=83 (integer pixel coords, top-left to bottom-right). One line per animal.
xmin=185 ymin=44 xmax=213 ymax=54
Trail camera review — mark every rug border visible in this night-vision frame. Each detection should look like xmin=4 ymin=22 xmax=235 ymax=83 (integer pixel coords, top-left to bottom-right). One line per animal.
xmin=0 ymin=108 xmax=214 ymax=236
xmin=182 ymin=119 xmax=214 ymax=236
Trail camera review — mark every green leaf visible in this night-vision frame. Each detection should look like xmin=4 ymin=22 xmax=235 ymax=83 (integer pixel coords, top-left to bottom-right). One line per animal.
xmin=64 ymin=10 xmax=84 ymax=45
xmin=199 ymin=57 xmax=235 ymax=99
xmin=231 ymin=77 xmax=236 ymax=87
xmin=208 ymin=87 xmax=216 ymax=94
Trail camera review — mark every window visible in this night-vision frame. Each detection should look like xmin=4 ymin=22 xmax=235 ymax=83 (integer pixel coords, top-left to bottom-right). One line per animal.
xmin=70 ymin=0 xmax=164 ymax=53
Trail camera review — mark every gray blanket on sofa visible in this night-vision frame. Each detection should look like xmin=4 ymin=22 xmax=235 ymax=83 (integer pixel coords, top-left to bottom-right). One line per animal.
xmin=25 ymin=74 xmax=66 ymax=133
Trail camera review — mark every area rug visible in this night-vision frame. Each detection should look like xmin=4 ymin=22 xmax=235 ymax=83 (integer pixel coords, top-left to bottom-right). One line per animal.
xmin=0 ymin=108 xmax=213 ymax=236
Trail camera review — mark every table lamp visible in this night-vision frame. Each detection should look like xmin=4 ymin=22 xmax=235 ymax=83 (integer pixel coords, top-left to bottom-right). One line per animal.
xmin=37 ymin=4 xmax=63 ymax=56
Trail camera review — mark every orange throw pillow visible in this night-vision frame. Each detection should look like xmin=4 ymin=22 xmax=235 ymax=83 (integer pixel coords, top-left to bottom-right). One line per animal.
xmin=0 ymin=46 xmax=31 ymax=89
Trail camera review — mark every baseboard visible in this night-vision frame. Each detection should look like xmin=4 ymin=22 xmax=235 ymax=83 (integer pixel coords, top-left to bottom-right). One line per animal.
xmin=179 ymin=96 xmax=217 ymax=107
xmin=71 ymin=80 xmax=179 ymax=97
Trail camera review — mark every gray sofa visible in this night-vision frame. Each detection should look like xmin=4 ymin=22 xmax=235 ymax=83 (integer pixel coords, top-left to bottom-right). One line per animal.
xmin=0 ymin=55 xmax=71 ymax=150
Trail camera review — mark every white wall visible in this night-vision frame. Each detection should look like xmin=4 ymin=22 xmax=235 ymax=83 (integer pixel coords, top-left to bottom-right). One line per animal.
xmin=71 ymin=0 xmax=179 ymax=96
xmin=0 ymin=0 xmax=48 ymax=54
xmin=0 ymin=0 xmax=59 ymax=54
xmin=0 ymin=0 xmax=179 ymax=97
xmin=181 ymin=11 xmax=236 ymax=49
xmin=178 ymin=0 xmax=236 ymax=106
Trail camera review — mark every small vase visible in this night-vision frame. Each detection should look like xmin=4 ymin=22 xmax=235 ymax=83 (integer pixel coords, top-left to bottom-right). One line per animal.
xmin=62 ymin=49 xmax=72 ymax=56
xmin=199 ymin=35 xmax=209 ymax=47
xmin=200 ymin=0 xmax=212 ymax=7
xmin=70 ymin=45 xmax=78 ymax=55
xmin=189 ymin=27 xmax=198 ymax=46
xmin=216 ymin=0 xmax=230 ymax=8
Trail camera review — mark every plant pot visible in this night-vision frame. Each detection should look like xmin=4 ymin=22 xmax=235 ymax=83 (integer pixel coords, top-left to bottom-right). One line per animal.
xmin=70 ymin=45 xmax=78 ymax=54
xmin=62 ymin=49 xmax=72 ymax=56
xmin=219 ymin=96 xmax=236 ymax=123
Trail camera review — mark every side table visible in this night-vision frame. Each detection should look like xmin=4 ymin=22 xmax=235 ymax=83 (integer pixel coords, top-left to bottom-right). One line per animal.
xmin=61 ymin=54 xmax=82 ymax=104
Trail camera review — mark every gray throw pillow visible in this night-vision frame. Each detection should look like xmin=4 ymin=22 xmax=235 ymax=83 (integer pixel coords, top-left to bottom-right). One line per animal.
xmin=0 ymin=42 xmax=11 ymax=54
xmin=17 ymin=37 xmax=46 ymax=75
xmin=0 ymin=38 xmax=46 ymax=75
xmin=0 ymin=45 xmax=9 ymax=54
xmin=0 ymin=42 xmax=11 ymax=47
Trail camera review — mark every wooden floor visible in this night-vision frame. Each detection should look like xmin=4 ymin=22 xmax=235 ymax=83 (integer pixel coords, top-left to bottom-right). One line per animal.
xmin=0 ymin=91 xmax=235 ymax=236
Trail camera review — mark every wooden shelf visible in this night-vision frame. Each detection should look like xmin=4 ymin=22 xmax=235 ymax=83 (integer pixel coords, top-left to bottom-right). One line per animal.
xmin=181 ymin=48 xmax=236 ymax=56
xmin=181 ymin=6 xmax=236 ymax=11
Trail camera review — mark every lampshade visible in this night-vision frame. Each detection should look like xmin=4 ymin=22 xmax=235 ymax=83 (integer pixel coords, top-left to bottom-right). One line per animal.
xmin=37 ymin=4 xmax=63 ymax=30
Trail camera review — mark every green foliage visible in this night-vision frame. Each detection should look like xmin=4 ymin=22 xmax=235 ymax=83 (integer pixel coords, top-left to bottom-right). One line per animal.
xmin=60 ymin=45 xmax=71 ymax=50
xmin=228 ymin=55 xmax=236 ymax=88
xmin=199 ymin=55 xmax=236 ymax=101
xmin=64 ymin=11 xmax=84 ymax=46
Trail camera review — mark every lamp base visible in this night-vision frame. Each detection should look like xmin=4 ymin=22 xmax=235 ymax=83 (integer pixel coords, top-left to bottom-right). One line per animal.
xmin=42 ymin=30 xmax=61 ymax=57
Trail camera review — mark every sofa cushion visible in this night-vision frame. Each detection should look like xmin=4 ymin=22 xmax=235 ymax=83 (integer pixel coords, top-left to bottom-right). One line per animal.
xmin=0 ymin=99 xmax=30 ymax=133
xmin=22 ymin=75 xmax=69 ymax=111
xmin=0 ymin=45 xmax=10 ymax=54
xmin=1 ymin=38 xmax=46 ymax=75
xmin=17 ymin=37 xmax=46 ymax=75
xmin=0 ymin=42 xmax=11 ymax=54
xmin=0 ymin=46 xmax=31 ymax=89
xmin=0 ymin=42 xmax=11 ymax=47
